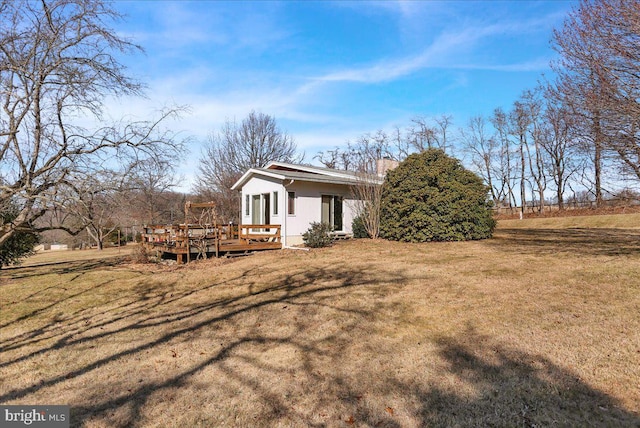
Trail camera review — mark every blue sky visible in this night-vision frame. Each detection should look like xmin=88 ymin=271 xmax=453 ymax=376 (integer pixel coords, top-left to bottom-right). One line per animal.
xmin=107 ymin=0 xmax=576 ymax=189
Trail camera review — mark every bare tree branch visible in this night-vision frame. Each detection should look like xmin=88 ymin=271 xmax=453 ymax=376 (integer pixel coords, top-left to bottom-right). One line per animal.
xmin=194 ymin=110 xmax=303 ymax=222
xmin=0 ymin=0 xmax=185 ymax=247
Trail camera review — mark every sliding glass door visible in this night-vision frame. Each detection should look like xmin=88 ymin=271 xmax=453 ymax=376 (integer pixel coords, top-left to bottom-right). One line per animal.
xmin=321 ymin=195 xmax=343 ymax=231
xmin=251 ymin=193 xmax=270 ymax=231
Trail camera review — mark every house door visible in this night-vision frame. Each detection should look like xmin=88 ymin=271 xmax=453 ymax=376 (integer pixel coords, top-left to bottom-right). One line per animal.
xmin=251 ymin=194 xmax=270 ymax=230
xmin=321 ymin=195 xmax=343 ymax=231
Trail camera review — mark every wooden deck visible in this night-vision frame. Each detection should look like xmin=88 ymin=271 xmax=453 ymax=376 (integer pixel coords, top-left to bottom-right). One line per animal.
xmin=143 ymin=224 xmax=282 ymax=263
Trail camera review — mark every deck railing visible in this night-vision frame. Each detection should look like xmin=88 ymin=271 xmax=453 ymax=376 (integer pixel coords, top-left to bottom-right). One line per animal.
xmin=238 ymin=224 xmax=281 ymax=243
xmin=142 ymin=224 xmax=282 ymax=262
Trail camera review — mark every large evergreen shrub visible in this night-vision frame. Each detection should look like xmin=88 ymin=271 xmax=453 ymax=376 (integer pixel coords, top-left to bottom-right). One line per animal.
xmin=0 ymin=203 xmax=39 ymax=267
xmin=380 ymin=149 xmax=496 ymax=242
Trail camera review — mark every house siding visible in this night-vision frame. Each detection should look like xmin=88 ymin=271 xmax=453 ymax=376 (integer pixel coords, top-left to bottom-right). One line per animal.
xmin=242 ymin=176 xmax=285 ymax=222
xmin=279 ymin=181 xmax=357 ymax=246
xmin=239 ymin=172 xmax=361 ymax=247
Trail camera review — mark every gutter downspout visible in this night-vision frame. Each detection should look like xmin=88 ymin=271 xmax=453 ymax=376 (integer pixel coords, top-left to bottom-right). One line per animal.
xmin=284 ymin=245 xmax=309 ymax=251
xmin=283 ymin=179 xmax=295 ymax=248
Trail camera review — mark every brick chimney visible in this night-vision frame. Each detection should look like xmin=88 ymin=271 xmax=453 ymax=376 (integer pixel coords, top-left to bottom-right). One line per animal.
xmin=376 ymin=157 xmax=399 ymax=177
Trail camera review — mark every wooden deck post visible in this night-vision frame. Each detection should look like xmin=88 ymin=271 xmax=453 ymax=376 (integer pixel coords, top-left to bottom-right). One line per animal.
xmin=185 ymin=202 xmax=191 ymax=263
xmin=215 ymin=226 xmax=220 ymax=258
xmin=185 ymin=223 xmax=191 ymax=263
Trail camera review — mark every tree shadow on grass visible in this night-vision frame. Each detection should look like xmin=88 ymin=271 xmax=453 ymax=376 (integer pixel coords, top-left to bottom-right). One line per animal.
xmin=491 ymin=228 xmax=640 ymax=257
xmin=410 ymin=328 xmax=640 ymax=427
xmin=0 ymin=262 xmax=403 ymax=426
xmin=0 ymin=258 xmax=126 ymax=280
xmin=1 ymin=259 xmax=638 ymax=427
xmin=284 ymin=326 xmax=640 ymax=427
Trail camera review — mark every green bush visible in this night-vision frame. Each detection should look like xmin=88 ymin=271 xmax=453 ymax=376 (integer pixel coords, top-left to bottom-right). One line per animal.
xmin=302 ymin=222 xmax=334 ymax=248
xmin=0 ymin=203 xmax=39 ymax=267
xmin=351 ymin=215 xmax=369 ymax=238
xmin=380 ymin=149 xmax=496 ymax=242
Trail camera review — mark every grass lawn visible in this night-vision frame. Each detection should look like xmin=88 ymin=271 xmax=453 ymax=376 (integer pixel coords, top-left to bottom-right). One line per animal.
xmin=1 ymin=217 xmax=639 ymax=427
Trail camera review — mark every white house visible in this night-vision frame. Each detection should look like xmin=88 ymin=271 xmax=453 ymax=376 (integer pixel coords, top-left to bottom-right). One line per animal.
xmin=231 ymin=161 xmax=384 ymax=246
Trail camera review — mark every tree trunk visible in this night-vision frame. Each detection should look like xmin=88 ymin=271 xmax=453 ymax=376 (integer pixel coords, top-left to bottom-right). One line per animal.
xmin=506 ymin=145 xmax=517 ymax=212
xmin=519 ymin=141 xmax=527 ymax=216
xmin=593 ymin=116 xmax=603 ymax=208
xmin=556 ymin=158 xmax=565 ymax=211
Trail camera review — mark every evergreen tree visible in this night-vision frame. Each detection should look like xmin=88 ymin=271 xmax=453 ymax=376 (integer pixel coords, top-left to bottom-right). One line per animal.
xmin=0 ymin=203 xmax=39 ymax=267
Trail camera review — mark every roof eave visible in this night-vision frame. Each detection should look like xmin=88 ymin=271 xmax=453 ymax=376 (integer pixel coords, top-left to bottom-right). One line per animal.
xmin=265 ymin=161 xmax=361 ymax=180
xmin=231 ymin=168 xmax=286 ymax=190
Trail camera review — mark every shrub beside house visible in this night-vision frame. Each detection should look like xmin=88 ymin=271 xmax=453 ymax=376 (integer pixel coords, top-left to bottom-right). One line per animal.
xmin=380 ymin=149 xmax=496 ymax=242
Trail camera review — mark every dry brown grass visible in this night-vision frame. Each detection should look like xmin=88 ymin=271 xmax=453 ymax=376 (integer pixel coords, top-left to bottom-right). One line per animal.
xmin=1 ymin=221 xmax=639 ymax=427
xmin=499 ymin=212 xmax=640 ymax=229
xmin=17 ymin=246 xmax=135 ymax=267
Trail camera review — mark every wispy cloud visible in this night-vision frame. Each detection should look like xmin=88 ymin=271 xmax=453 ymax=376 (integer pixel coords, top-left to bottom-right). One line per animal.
xmin=314 ymin=15 xmax=558 ymax=84
xmin=452 ymin=57 xmax=554 ymax=73
xmin=119 ymin=2 xmax=291 ymax=55
xmin=333 ymin=0 xmax=432 ymax=20
xmin=103 ymin=0 xmax=572 ymax=191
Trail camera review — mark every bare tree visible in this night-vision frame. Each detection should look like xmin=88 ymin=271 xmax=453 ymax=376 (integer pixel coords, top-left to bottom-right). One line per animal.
xmin=65 ymin=171 xmax=124 ymax=250
xmin=350 ymin=130 xmax=393 ymax=173
xmin=127 ymin=159 xmax=183 ymax=225
xmin=491 ymin=108 xmax=517 ymax=211
xmin=434 ymin=114 xmax=454 ymax=154
xmin=315 ymin=131 xmax=397 ymax=238
xmin=552 ymin=0 xmax=640 ymax=202
xmin=539 ymin=89 xmax=580 ymax=211
xmin=350 ymin=173 xmax=384 ymax=239
xmin=315 ymin=147 xmax=341 ymax=169
xmin=593 ymin=0 xmax=640 ymax=182
xmin=317 ymin=130 xmax=396 ymax=173
xmin=194 ymin=111 xmax=303 ymax=222
xmin=346 ymin=131 xmax=396 ymax=238
xmin=510 ymin=101 xmax=531 ymax=216
xmin=0 ymin=0 xmax=184 ymax=246
xmin=391 ymin=125 xmax=412 ymax=161
xmin=314 ymin=117 xmax=455 ymax=177
xmin=408 ymin=115 xmax=453 ymax=154
xmin=461 ymin=115 xmax=500 ymax=206
xmin=407 ymin=117 xmax=436 ymax=153
xmin=521 ymin=89 xmax=548 ymax=214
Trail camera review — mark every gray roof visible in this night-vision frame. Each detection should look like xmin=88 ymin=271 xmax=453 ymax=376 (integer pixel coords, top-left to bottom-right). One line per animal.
xmin=231 ymin=161 xmax=383 ymax=190
xmin=253 ymin=168 xmax=362 ymax=186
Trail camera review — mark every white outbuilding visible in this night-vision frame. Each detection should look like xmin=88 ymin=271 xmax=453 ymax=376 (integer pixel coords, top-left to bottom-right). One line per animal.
xmin=231 ymin=161 xmax=384 ymax=246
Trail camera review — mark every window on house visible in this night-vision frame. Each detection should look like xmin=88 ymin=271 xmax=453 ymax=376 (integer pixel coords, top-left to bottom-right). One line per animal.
xmin=273 ymin=191 xmax=278 ymax=215
xmin=245 ymin=194 xmax=250 ymax=216
xmin=321 ymin=195 xmax=343 ymax=231
xmin=287 ymin=191 xmax=295 ymax=215
xmin=252 ymin=195 xmax=261 ymax=225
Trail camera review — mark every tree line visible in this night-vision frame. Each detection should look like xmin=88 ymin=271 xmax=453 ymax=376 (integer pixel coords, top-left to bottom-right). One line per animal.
xmin=0 ymin=0 xmax=186 ymax=260
xmin=1 ymin=0 xmax=639 ymax=264
xmin=315 ymin=0 xmax=640 ymax=215
xmin=194 ymin=0 xmax=640 ymax=225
